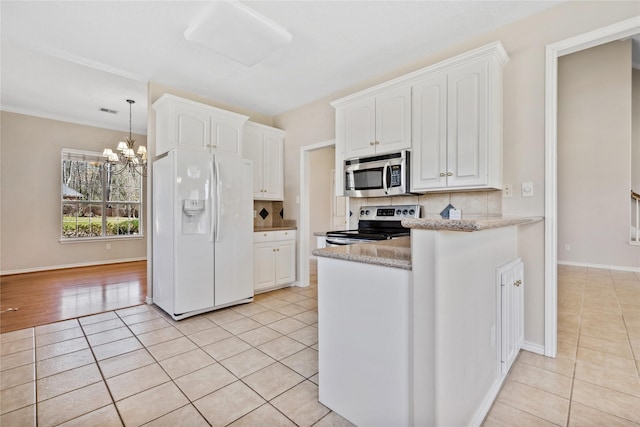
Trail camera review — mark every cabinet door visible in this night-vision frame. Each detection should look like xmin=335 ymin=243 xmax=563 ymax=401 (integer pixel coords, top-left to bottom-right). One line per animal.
xmin=254 ymin=243 xmax=276 ymax=291
xmin=212 ymin=118 xmax=243 ymax=157
xmin=446 ymin=60 xmax=488 ymax=188
xmin=243 ymin=127 xmax=264 ymax=199
xmin=343 ymin=98 xmax=376 ymax=159
xmin=175 ymin=106 xmax=210 ymax=151
xmin=262 ymin=132 xmax=284 ymax=200
xmin=500 ymin=259 xmax=524 ymax=374
xmin=274 ymin=240 xmax=295 ymax=285
xmin=375 ymin=86 xmax=411 ymax=154
xmin=411 ymin=74 xmax=447 ymax=191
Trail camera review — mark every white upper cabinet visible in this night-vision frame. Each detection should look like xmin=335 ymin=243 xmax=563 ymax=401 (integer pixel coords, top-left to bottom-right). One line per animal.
xmin=243 ymin=121 xmax=285 ymax=201
xmin=332 ymin=41 xmax=508 ymax=195
xmin=412 ymin=43 xmax=507 ymax=192
xmin=153 ymin=94 xmax=248 ymax=156
xmin=340 ymin=86 xmax=411 ymax=159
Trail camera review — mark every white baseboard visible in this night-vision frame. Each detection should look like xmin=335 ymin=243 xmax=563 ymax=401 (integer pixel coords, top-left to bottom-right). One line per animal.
xmin=469 ymin=378 xmax=503 ymax=427
xmin=522 ymin=341 xmax=545 ymax=356
xmin=145 ymin=296 xmax=153 ymax=305
xmin=557 ymin=260 xmax=640 ymax=273
xmin=1 ymin=257 xmax=147 ymax=276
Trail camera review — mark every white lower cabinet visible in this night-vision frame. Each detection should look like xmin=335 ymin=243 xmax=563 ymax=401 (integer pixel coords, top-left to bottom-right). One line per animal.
xmin=498 ymin=257 xmax=524 ymax=374
xmin=254 ymin=230 xmax=296 ymax=292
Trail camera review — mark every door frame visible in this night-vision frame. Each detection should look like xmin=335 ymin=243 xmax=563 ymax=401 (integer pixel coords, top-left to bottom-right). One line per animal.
xmin=544 ymin=16 xmax=640 ymax=357
xmin=299 ymin=139 xmax=336 ymax=287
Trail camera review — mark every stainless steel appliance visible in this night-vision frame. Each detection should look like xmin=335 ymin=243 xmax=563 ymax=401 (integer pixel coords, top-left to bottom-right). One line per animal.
xmin=344 ymin=150 xmax=411 ymax=198
xmin=325 ymin=204 xmax=420 ymax=246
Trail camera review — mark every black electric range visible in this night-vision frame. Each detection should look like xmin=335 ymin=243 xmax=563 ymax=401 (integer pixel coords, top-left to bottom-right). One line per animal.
xmin=325 ymin=205 xmax=420 ymax=246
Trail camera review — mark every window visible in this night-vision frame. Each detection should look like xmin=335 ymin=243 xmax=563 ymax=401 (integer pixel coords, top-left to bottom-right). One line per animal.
xmin=61 ymin=149 xmax=143 ymax=240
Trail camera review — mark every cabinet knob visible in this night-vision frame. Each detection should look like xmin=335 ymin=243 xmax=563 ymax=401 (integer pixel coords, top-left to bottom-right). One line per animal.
xmin=375 ymin=141 xmax=380 ymax=145
xmin=439 ymin=172 xmax=446 ymax=177
xmin=370 ymin=141 xmax=375 ymax=146
xmin=514 ymin=280 xmax=522 ymax=287
xmin=447 ymin=172 xmax=453 ymax=176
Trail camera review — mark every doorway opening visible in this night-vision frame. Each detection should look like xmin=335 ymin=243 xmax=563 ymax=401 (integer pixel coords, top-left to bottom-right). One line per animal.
xmin=544 ymin=16 xmax=640 ymax=357
xmin=299 ymin=139 xmax=339 ymax=287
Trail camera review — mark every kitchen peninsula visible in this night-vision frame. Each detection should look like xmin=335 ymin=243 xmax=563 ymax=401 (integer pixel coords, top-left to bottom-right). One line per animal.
xmin=313 ymin=216 xmax=542 ymax=427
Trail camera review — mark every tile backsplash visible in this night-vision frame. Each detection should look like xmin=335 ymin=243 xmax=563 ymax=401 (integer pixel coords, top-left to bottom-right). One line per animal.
xmin=253 ymin=200 xmax=295 ymax=229
xmin=347 ymin=190 xmax=502 ymax=229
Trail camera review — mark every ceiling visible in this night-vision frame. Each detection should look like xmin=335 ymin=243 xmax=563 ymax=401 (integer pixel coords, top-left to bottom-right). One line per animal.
xmin=1 ymin=1 xmax=570 ymax=135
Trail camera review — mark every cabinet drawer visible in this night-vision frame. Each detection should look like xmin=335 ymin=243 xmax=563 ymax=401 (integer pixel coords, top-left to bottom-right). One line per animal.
xmin=273 ymin=230 xmax=296 ymax=241
xmin=254 ymin=230 xmax=296 ymax=243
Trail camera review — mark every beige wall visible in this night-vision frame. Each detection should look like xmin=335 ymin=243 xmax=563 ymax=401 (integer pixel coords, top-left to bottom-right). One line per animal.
xmin=309 ymin=146 xmax=335 ymax=254
xmin=1 ymin=112 xmax=148 ymax=273
xmin=558 ymin=40 xmax=637 ymax=268
xmin=273 ymin=1 xmax=640 ymax=347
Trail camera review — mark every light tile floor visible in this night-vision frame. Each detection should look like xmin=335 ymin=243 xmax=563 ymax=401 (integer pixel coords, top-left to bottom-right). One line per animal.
xmin=484 ymin=266 xmax=640 ymax=426
xmin=0 ymin=269 xmax=355 ymax=427
xmin=3 ymin=265 xmax=639 ymax=426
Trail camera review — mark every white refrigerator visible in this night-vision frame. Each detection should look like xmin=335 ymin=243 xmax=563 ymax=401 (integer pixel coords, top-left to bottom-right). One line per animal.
xmin=152 ymin=148 xmax=254 ymax=320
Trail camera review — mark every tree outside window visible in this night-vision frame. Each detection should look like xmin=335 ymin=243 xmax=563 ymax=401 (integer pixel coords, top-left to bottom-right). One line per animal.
xmin=61 ymin=149 xmax=143 ymax=240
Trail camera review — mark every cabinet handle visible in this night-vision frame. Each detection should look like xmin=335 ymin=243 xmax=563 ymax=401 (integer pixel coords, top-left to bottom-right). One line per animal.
xmin=369 ymin=141 xmax=375 ymax=146
xmin=514 ymin=280 xmax=522 ymax=287
xmin=375 ymin=141 xmax=380 ymax=145
xmin=439 ymin=172 xmax=446 ymax=177
xmin=447 ymin=172 xmax=453 ymax=176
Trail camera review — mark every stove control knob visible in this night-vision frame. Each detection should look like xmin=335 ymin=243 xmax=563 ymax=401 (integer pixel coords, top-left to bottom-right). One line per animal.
xmin=360 ymin=210 xmax=365 ymax=216
xmin=396 ymin=209 xmax=402 ymax=215
xmin=409 ymin=209 xmax=415 ymax=216
xmin=402 ymin=209 xmax=408 ymax=215
xmin=365 ymin=210 xmax=370 ymax=215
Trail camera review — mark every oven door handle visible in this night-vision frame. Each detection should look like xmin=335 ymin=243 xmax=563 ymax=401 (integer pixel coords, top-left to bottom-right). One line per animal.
xmin=325 ymin=238 xmax=353 ymax=246
xmin=383 ymin=162 xmax=390 ymax=194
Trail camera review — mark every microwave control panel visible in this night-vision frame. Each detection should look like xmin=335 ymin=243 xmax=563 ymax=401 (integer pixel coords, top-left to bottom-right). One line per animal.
xmin=389 ymin=165 xmax=402 ymax=187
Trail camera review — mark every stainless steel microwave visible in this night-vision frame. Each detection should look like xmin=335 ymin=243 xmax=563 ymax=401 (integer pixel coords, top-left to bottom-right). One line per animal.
xmin=344 ymin=150 xmax=411 ymax=197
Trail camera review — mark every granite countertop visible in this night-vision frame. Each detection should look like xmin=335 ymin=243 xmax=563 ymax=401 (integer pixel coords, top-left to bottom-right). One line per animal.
xmin=313 ymin=236 xmax=412 ymax=270
xmin=401 ymin=215 xmax=543 ymax=232
xmin=254 ymin=226 xmax=297 ymax=232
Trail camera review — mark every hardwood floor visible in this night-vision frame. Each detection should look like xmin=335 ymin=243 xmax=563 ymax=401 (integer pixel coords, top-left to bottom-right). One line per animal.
xmin=0 ymin=261 xmax=146 ymax=333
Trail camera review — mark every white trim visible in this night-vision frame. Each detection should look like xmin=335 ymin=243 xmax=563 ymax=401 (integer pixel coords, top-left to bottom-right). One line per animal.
xmin=0 ymin=257 xmax=146 ymax=276
xmin=1 ymin=104 xmax=148 ymax=135
xmin=330 ymin=41 xmax=509 ymax=108
xmin=521 ymin=341 xmax=545 ymax=356
xmin=544 ymin=16 xmax=640 ymax=358
xmin=299 ymin=139 xmax=336 ymax=289
xmin=469 ymin=378 xmax=503 ymax=427
xmin=558 ymin=260 xmax=640 ymax=273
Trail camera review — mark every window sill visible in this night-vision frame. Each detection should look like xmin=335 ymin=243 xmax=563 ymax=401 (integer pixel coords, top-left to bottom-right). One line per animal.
xmin=59 ymin=235 xmax=144 ymax=244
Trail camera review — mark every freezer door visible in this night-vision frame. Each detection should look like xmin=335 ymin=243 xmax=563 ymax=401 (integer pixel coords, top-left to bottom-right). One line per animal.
xmin=213 ymin=155 xmax=254 ymax=306
xmin=174 ymin=150 xmax=215 ymax=314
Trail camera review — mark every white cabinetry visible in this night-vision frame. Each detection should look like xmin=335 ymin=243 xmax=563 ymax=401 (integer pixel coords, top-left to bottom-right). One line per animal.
xmin=412 ymin=45 xmax=507 ymax=191
xmin=254 ymin=230 xmax=296 ymax=292
xmin=339 ymin=86 xmax=411 ymax=160
xmin=330 ymin=41 xmax=508 ymax=196
xmin=243 ymin=122 xmax=285 ymax=200
xmin=153 ymin=94 xmax=248 ymax=157
xmin=498 ymin=258 xmax=524 ymax=374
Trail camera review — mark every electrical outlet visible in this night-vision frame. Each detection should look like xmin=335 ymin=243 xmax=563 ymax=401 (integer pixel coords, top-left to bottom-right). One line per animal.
xmin=522 ymin=182 xmax=534 ymax=198
xmin=253 ymin=210 xmax=257 ymax=218
xmin=106 ymin=243 xmax=111 ymax=250
xmin=503 ymin=184 xmax=512 ymax=198
xmin=564 ymin=244 xmax=570 ymax=251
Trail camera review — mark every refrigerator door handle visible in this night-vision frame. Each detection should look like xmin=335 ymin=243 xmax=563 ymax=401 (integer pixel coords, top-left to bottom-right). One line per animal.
xmin=209 ymin=161 xmax=215 ymax=243
xmin=215 ymin=159 xmax=221 ymax=243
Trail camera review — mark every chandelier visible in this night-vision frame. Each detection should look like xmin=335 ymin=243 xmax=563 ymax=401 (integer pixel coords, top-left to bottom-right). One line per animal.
xmin=102 ymin=99 xmax=147 ymax=176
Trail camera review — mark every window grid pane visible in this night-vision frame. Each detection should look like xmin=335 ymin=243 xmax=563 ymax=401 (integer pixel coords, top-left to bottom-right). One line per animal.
xmin=61 ymin=150 xmax=143 ymax=240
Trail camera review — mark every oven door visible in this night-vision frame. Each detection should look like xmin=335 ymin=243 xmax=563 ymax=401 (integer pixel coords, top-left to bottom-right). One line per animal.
xmin=344 ymin=152 xmax=408 ymax=197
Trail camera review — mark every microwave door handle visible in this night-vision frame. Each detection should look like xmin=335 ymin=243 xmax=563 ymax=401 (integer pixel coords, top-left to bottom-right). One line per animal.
xmin=383 ymin=162 xmax=390 ymax=194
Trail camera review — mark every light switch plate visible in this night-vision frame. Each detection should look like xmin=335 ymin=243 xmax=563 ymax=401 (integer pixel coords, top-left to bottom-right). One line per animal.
xmin=522 ymin=182 xmax=534 ymax=198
